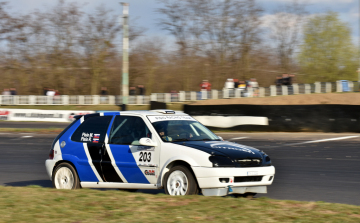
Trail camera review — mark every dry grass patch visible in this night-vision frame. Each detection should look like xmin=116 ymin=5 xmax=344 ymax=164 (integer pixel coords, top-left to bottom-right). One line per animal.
xmin=0 ymin=186 xmax=359 ymax=222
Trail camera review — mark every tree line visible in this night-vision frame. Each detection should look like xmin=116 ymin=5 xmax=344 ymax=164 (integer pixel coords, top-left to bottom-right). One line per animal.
xmin=0 ymin=0 xmax=357 ymax=95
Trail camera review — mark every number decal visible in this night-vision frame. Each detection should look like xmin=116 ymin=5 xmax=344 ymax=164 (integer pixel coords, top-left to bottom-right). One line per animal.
xmin=139 ymin=152 xmax=152 ymax=162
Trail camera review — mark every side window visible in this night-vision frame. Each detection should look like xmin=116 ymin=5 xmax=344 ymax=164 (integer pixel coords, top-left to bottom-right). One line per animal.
xmin=71 ymin=116 xmax=112 ymax=143
xmin=109 ymin=116 xmax=151 ymax=145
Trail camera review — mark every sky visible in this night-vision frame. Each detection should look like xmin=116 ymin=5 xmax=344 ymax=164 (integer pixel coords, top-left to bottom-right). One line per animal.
xmin=4 ymin=0 xmax=360 ymax=45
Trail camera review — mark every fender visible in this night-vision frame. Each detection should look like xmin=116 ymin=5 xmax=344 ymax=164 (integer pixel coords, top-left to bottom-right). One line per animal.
xmin=158 ymin=155 xmax=211 ymax=186
xmin=61 ymin=154 xmax=99 ymax=182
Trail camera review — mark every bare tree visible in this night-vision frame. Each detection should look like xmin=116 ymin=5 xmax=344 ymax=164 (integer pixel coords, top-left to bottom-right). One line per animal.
xmin=80 ymin=5 xmax=121 ymax=95
xmin=157 ymin=0 xmax=263 ymax=89
xmin=267 ymin=0 xmax=307 ymax=72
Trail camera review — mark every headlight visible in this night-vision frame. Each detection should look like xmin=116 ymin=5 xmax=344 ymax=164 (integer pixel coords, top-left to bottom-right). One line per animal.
xmin=209 ymin=155 xmax=235 ymax=167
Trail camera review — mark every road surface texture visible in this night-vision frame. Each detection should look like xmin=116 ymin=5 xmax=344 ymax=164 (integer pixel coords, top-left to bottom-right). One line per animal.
xmin=0 ymin=121 xmax=69 ymax=129
xmin=0 ymin=131 xmax=359 ymax=205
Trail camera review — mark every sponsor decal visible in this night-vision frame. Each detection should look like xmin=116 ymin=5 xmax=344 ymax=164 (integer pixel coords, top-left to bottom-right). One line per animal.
xmin=0 ymin=109 xmax=95 ymax=122
xmin=205 ymin=142 xmax=256 ymax=154
xmin=136 ymin=146 xmax=155 ymax=151
xmin=13 ymin=112 xmax=63 ymax=119
xmin=81 ymin=132 xmax=93 ymax=142
xmin=144 ymin=169 xmax=155 ymax=176
xmin=0 ymin=110 xmax=9 ymax=120
xmin=148 ymin=115 xmax=196 ymax=123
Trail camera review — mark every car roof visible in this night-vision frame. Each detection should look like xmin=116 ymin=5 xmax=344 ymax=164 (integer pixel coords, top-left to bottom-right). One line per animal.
xmin=76 ymin=110 xmax=187 ymax=120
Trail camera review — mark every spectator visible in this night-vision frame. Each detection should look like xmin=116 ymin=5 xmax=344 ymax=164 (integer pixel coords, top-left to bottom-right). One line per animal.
xmin=54 ymin=90 xmax=60 ymax=96
xmin=238 ymin=81 xmax=246 ymax=90
xmin=100 ymin=87 xmax=108 ymax=103
xmin=289 ymin=74 xmax=296 ymax=85
xmin=10 ymin=88 xmax=17 ymax=95
xmin=43 ymin=87 xmax=49 ymax=95
xmin=100 ymin=87 xmax=108 ymax=96
xmin=46 ymin=89 xmax=55 ymax=96
xmin=137 ymin=85 xmax=145 ymax=95
xmin=282 ymin=73 xmax=291 ymax=85
xmin=2 ymin=89 xmax=10 ymax=95
xmin=224 ymin=78 xmax=235 ymax=89
xmin=248 ymin=78 xmax=259 ymax=88
xmin=129 ymin=87 xmax=136 ymax=96
xmin=275 ymin=76 xmax=283 ymax=86
xmin=200 ymin=80 xmax=211 ymax=91
xmin=234 ymin=79 xmax=239 ymax=88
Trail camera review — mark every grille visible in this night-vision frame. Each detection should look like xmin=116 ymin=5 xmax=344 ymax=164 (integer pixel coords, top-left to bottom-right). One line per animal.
xmin=234 ymin=176 xmax=263 ymax=183
xmin=236 ymin=158 xmax=262 ymax=167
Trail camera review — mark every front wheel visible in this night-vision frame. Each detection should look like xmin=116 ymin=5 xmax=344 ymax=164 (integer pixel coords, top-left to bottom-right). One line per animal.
xmin=52 ymin=163 xmax=80 ymax=189
xmin=164 ymin=165 xmax=198 ymax=196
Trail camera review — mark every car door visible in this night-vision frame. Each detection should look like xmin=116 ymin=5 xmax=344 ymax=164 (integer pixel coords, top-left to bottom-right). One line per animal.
xmin=69 ymin=115 xmax=112 ymax=182
xmin=102 ymin=115 xmax=160 ymax=184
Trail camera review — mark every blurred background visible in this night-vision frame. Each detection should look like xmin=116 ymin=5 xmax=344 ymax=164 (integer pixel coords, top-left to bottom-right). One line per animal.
xmin=0 ymin=0 xmax=359 ymax=95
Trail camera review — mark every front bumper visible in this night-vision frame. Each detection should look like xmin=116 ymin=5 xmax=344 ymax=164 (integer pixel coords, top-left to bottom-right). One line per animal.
xmin=193 ymin=166 xmax=275 ymax=196
xmin=45 ymin=159 xmax=57 ymax=180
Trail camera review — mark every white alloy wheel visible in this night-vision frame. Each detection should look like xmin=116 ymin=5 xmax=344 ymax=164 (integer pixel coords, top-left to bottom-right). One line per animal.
xmin=167 ymin=170 xmax=189 ymax=196
xmin=54 ymin=167 xmax=75 ymax=189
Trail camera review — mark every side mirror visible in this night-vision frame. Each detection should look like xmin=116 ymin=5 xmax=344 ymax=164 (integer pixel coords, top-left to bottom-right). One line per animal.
xmin=139 ymin=137 xmax=157 ymax=147
xmin=217 ymin=136 xmax=224 ymax=141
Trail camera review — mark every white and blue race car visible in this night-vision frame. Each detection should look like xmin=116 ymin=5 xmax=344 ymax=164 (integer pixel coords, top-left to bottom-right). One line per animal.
xmin=45 ymin=110 xmax=275 ymax=196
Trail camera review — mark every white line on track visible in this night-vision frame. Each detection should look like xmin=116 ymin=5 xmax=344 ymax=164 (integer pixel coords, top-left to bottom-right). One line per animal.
xmin=286 ymin=136 xmax=359 ymax=146
xmin=229 ymin=137 xmax=249 ymax=141
xmin=21 ymin=136 xmax=33 ymax=138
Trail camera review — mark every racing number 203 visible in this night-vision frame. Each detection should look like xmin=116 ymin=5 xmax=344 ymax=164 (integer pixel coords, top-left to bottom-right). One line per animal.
xmin=139 ymin=152 xmax=151 ymax=162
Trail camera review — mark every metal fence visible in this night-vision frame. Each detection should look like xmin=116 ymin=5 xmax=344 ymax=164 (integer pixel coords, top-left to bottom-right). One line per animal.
xmin=0 ymin=81 xmax=357 ymax=106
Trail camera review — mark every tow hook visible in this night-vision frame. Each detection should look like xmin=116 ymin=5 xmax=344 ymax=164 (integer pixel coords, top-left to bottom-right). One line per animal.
xmin=227 ymin=185 xmax=233 ymax=193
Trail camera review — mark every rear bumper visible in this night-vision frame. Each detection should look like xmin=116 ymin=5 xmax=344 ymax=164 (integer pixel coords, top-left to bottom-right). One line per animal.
xmin=193 ymin=166 xmax=275 ymax=195
xmin=45 ymin=159 xmax=57 ymax=180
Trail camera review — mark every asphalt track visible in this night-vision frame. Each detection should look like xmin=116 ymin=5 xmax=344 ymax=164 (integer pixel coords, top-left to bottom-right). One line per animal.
xmin=0 ymin=121 xmax=69 ymax=129
xmin=0 ymin=127 xmax=359 ymax=205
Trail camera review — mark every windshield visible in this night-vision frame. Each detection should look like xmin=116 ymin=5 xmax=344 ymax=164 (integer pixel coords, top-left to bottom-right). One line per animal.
xmin=149 ymin=118 xmax=220 ymax=142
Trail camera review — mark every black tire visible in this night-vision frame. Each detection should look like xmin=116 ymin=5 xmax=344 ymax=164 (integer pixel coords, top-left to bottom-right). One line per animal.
xmin=164 ymin=165 xmax=199 ymax=196
xmin=233 ymin=193 xmax=257 ymax=198
xmin=118 ymin=189 xmax=138 ymax=193
xmin=52 ymin=163 xmax=80 ymax=189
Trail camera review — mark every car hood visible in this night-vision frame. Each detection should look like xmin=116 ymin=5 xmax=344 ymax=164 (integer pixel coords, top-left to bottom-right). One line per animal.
xmin=171 ymin=140 xmax=263 ymax=160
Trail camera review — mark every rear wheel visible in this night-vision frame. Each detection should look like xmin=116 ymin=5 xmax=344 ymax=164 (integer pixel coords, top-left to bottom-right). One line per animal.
xmin=164 ymin=165 xmax=198 ymax=196
xmin=234 ymin=193 xmax=257 ymax=198
xmin=53 ymin=163 xmax=80 ymax=189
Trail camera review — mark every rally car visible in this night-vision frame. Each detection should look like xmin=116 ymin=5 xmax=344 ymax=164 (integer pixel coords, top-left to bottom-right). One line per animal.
xmin=45 ymin=110 xmax=275 ymax=196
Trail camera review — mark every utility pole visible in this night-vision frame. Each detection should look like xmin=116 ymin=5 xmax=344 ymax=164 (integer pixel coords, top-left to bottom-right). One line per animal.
xmin=121 ymin=2 xmax=129 ymax=109
xmin=358 ymin=0 xmax=360 ymax=82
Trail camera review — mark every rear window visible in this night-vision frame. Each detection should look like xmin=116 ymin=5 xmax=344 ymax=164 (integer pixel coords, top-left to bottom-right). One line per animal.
xmin=71 ymin=116 xmax=112 ymax=143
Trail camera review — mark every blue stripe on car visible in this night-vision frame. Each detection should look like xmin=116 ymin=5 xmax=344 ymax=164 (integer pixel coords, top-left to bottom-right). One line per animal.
xmin=108 ymin=144 xmax=150 ymax=184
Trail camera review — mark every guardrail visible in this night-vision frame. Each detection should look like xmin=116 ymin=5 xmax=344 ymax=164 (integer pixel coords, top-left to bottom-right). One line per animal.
xmin=0 ymin=81 xmax=358 ymax=106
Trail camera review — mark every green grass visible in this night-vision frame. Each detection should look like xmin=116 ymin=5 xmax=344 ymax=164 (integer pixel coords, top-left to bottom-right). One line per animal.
xmin=0 ymin=186 xmax=359 ymax=222
xmin=0 ymin=103 xmax=186 ymax=111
